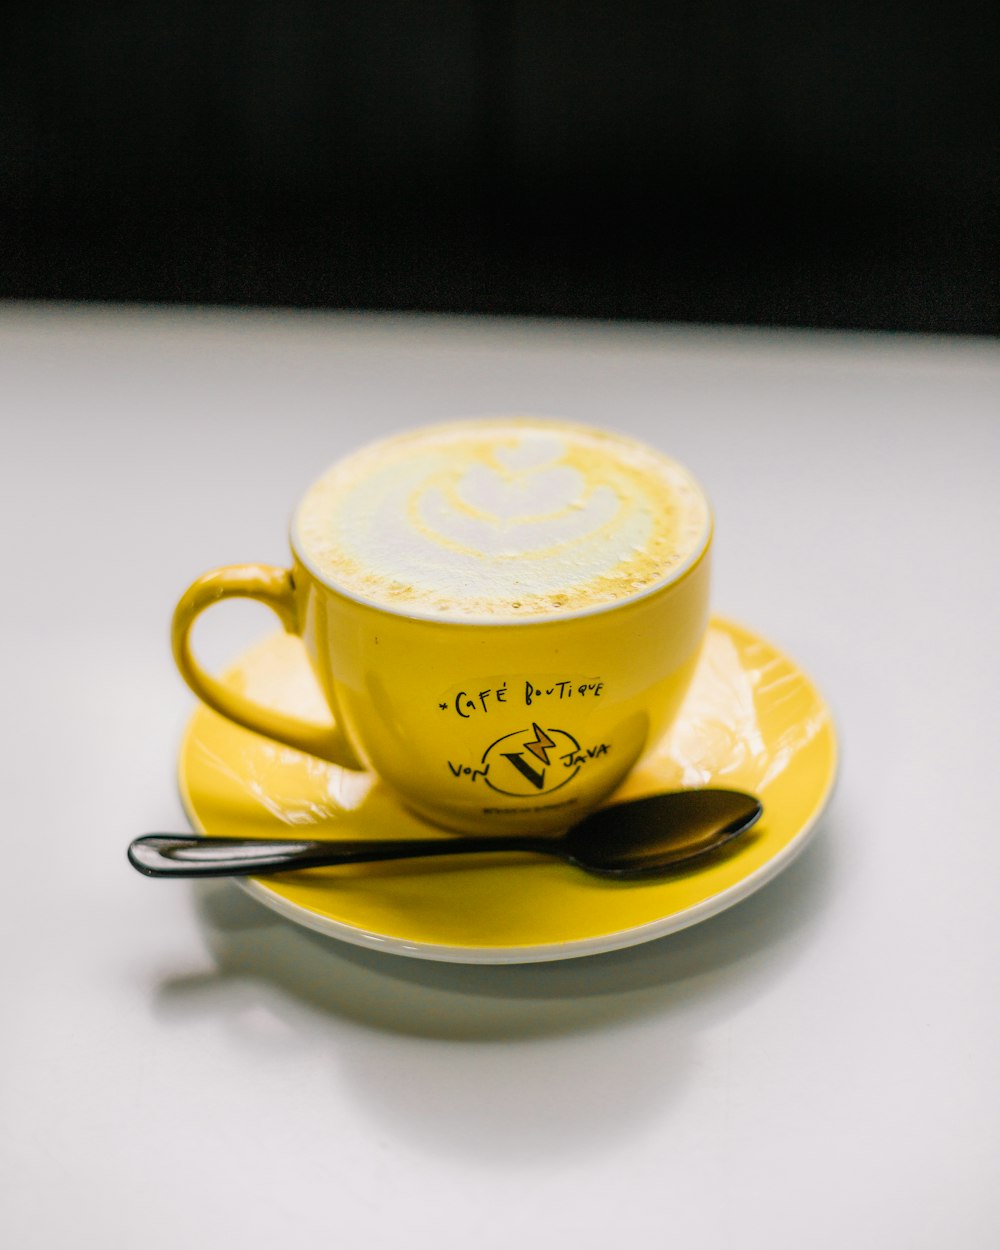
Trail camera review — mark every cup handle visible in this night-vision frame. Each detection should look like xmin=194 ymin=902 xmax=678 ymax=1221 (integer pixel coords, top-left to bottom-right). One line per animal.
xmin=171 ymin=565 xmax=362 ymax=769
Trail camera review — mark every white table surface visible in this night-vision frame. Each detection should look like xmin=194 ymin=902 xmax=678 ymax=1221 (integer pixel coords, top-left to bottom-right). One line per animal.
xmin=2 ymin=305 xmax=998 ymax=1249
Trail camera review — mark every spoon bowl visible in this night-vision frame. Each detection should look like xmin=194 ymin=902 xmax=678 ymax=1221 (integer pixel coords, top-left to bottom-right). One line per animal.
xmin=562 ymin=789 xmax=763 ymax=877
xmin=128 ymin=789 xmax=762 ymax=880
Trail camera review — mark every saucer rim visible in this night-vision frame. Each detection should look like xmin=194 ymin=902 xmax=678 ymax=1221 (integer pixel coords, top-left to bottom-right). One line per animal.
xmin=177 ymin=615 xmax=838 ymax=965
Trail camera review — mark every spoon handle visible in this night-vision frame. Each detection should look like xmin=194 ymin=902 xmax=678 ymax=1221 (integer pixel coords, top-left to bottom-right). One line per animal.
xmin=128 ymin=833 xmax=553 ymax=877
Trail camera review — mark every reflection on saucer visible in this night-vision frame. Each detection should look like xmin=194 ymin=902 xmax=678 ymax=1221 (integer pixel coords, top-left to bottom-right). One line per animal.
xmin=628 ymin=628 xmax=830 ymax=793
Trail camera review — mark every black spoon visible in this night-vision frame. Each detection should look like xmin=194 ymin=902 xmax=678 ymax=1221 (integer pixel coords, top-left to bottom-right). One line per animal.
xmin=128 ymin=789 xmax=762 ymax=880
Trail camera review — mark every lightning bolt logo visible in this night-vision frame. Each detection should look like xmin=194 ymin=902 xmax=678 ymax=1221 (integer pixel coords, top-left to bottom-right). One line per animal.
xmin=498 ymin=724 xmax=558 ymax=790
xmin=522 ymin=723 xmax=556 ymax=766
xmin=483 ymin=723 xmax=583 ymax=796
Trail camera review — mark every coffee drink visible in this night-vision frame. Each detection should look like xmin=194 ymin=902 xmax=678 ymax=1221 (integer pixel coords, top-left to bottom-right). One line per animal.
xmin=294 ymin=417 xmax=710 ymax=619
xmin=175 ymin=415 xmax=713 ymax=832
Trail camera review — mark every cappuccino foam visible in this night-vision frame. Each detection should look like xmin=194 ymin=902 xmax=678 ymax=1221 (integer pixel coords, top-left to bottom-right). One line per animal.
xmin=294 ymin=418 xmax=710 ymax=619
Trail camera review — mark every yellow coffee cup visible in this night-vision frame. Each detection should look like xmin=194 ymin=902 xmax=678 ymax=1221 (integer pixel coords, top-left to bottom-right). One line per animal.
xmin=172 ymin=418 xmax=712 ymax=834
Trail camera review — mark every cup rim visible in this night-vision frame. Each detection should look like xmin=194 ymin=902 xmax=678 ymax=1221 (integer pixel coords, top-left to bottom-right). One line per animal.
xmin=289 ymin=513 xmax=713 ymax=626
xmin=289 ymin=417 xmax=713 ymax=626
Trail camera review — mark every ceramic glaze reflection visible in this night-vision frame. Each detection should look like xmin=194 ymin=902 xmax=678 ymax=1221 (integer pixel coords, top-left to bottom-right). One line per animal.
xmin=294 ymin=418 xmax=710 ymax=619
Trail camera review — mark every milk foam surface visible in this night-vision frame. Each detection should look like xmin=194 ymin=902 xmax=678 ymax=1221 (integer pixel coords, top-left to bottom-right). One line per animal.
xmin=294 ymin=419 xmax=710 ymax=619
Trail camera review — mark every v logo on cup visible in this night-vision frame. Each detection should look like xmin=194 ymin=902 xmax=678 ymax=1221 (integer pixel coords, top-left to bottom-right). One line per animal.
xmin=499 ymin=723 xmax=557 ymax=790
xmin=482 ymin=725 xmax=583 ymax=798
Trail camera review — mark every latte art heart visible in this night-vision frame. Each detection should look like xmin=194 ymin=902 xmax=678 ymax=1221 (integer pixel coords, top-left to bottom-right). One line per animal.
xmin=451 ymin=460 xmax=585 ymax=522
xmin=295 ymin=418 xmax=710 ymax=619
xmin=413 ymin=454 xmax=624 ymax=558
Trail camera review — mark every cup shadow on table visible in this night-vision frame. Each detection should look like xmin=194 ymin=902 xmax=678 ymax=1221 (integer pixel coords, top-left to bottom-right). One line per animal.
xmin=153 ymin=814 xmax=840 ymax=1161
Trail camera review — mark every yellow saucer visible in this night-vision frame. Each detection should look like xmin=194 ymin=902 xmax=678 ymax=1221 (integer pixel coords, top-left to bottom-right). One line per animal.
xmin=178 ymin=618 xmax=837 ymax=964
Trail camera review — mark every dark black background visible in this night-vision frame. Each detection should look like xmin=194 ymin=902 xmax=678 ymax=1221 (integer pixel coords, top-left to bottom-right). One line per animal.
xmin=4 ymin=1 xmax=998 ymax=332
